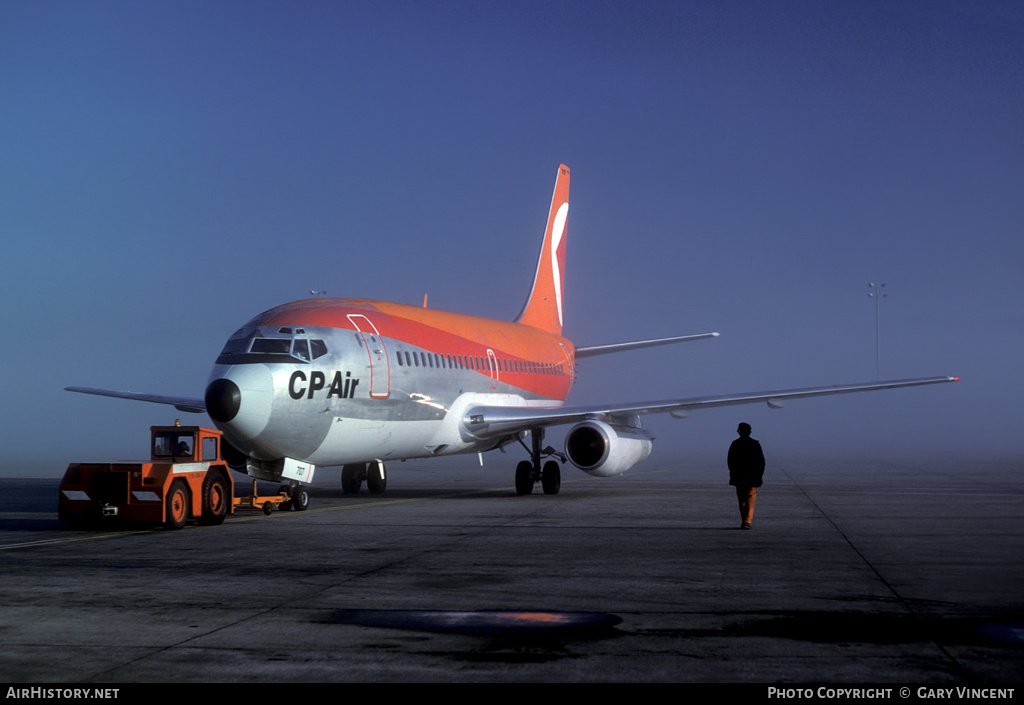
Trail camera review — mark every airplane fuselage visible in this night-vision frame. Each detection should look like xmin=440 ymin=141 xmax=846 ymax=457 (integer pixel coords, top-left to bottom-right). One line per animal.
xmin=204 ymin=298 xmax=576 ymax=469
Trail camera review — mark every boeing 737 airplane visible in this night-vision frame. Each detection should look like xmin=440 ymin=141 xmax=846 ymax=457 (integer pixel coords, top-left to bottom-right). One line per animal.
xmin=68 ymin=164 xmax=957 ymax=503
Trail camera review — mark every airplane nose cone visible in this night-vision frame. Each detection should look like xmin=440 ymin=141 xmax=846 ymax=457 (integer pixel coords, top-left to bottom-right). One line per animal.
xmin=205 ymin=378 xmax=241 ymax=423
xmin=204 ymin=365 xmax=274 ymax=443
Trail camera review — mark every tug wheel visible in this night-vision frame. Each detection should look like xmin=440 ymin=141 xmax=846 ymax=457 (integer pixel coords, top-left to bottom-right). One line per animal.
xmin=165 ymin=481 xmax=189 ymax=530
xmin=199 ymin=472 xmax=230 ymax=525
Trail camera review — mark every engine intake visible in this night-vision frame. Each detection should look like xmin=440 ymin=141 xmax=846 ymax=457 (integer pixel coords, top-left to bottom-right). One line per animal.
xmin=564 ymin=419 xmax=653 ymax=477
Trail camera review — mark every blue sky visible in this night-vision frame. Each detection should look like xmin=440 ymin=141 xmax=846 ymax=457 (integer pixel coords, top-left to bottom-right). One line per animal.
xmin=2 ymin=1 xmax=1021 ymax=476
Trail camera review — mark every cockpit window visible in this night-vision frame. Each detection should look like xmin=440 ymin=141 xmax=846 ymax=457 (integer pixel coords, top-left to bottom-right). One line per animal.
xmin=250 ymin=338 xmax=291 ymax=355
xmin=215 ymin=327 xmax=329 ymax=365
xmin=217 ymin=327 xmax=259 ymax=358
xmin=219 ymin=336 xmax=251 ymax=357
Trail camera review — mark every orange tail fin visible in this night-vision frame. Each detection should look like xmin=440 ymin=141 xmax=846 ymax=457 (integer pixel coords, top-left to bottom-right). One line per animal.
xmin=515 ymin=164 xmax=570 ymax=335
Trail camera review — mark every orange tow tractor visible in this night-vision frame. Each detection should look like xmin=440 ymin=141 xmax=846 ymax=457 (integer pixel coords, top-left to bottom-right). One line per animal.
xmin=59 ymin=424 xmax=235 ymax=529
xmin=59 ymin=423 xmax=309 ymax=529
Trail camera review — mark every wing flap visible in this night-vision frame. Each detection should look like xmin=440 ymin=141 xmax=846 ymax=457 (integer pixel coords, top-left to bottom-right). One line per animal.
xmin=464 ymin=376 xmax=958 ymax=438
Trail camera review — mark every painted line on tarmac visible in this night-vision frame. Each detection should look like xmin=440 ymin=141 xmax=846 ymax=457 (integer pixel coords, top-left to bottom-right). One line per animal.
xmin=0 ymin=530 xmax=151 ymax=551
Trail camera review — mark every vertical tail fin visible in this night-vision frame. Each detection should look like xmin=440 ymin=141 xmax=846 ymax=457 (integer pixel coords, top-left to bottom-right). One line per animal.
xmin=515 ymin=164 xmax=570 ymax=335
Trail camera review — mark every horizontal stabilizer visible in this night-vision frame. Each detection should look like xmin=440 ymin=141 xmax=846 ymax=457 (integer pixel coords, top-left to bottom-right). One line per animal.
xmin=575 ymin=332 xmax=719 ymax=358
xmin=65 ymin=386 xmax=206 ymax=414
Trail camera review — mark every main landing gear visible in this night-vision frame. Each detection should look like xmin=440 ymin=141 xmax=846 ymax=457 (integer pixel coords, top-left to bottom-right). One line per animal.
xmin=341 ymin=461 xmax=387 ymax=495
xmin=515 ymin=428 xmax=565 ymax=496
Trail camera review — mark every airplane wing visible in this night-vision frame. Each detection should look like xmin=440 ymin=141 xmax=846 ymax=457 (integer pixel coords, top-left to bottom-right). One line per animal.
xmin=65 ymin=386 xmax=206 ymax=414
xmin=462 ymin=376 xmax=959 ymax=438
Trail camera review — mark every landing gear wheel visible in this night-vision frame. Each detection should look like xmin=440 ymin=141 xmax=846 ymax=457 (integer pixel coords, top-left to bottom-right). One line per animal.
xmin=165 ymin=480 xmax=189 ymax=530
xmin=199 ymin=471 xmax=230 ymax=525
xmin=291 ymin=486 xmax=310 ymax=511
xmin=541 ymin=461 xmax=561 ymax=495
xmin=366 ymin=462 xmax=387 ymax=494
xmin=342 ymin=464 xmax=365 ymax=494
xmin=515 ymin=460 xmax=534 ymax=496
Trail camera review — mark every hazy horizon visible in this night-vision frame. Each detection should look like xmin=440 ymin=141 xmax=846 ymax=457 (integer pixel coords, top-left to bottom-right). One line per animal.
xmin=2 ymin=2 xmax=1021 ymax=477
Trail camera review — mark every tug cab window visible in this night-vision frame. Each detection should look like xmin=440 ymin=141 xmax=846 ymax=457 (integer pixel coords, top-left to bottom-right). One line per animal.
xmin=202 ymin=437 xmax=218 ymax=462
xmin=153 ymin=432 xmax=196 ymax=459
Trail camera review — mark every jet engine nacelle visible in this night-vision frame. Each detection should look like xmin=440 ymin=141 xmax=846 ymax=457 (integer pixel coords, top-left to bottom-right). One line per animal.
xmin=564 ymin=419 xmax=653 ymax=477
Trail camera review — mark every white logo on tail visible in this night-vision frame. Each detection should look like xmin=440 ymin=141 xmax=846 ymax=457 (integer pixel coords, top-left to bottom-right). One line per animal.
xmin=551 ymin=202 xmax=568 ymax=326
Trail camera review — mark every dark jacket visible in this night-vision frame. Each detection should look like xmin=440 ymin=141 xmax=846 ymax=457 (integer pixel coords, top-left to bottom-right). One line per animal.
xmin=728 ymin=436 xmax=765 ymax=488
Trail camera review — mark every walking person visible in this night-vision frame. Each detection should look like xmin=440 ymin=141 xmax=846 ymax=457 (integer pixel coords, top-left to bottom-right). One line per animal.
xmin=728 ymin=422 xmax=765 ymax=529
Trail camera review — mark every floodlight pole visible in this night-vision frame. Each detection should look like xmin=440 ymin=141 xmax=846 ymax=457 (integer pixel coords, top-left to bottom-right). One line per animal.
xmin=867 ymin=282 xmax=887 ymax=378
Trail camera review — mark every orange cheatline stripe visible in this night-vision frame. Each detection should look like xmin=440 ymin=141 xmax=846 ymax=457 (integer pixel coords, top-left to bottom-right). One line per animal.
xmin=249 ymin=299 xmax=576 ymax=400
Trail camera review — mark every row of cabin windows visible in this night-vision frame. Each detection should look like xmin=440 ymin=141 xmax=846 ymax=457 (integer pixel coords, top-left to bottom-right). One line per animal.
xmin=394 ymin=349 xmax=568 ymax=376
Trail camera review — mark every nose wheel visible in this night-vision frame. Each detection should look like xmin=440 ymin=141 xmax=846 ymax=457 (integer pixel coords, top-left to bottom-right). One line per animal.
xmin=290 ymin=484 xmax=310 ymax=510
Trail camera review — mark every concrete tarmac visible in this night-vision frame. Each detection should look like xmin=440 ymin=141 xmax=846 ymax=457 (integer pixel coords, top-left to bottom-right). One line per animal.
xmin=1 ymin=454 xmax=1021 ymax=683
